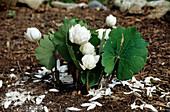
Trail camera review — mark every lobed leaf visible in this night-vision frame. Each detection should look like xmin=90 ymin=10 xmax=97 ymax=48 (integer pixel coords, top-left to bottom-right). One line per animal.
xmin=102 ymin=25 xmax=148 ymax=80
xmin=36 ymin=36 xmax=56 ymax=70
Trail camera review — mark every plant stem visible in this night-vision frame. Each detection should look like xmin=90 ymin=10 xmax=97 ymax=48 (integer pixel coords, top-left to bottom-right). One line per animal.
xmin=105 ymin=73 xmax=111 ymax=88
xmin=98 ymin=74 xmax=104 ymax=89
xmin=86 ymin=71 xmax=89 ymax=92
xmin=37 ymin=41 xmax=40 ymax=46
xmin=105 ymin=41 xmax=123 ymax=87
xmin=108 ymin=70 xmax=115 ymax=84
xmin=51 ymin=70 xmax=55 ymax=82
xmin=55 ymin=57 xmax=60 ymax=85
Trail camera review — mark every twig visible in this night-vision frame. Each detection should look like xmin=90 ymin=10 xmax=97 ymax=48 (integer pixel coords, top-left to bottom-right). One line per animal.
xmin=0 ymin=76 xmax=10 ymax=79
xmin=17 ymin=61 xmax=23 ymax=74
xmin=49 ymin=107 xmax=57 ymax=112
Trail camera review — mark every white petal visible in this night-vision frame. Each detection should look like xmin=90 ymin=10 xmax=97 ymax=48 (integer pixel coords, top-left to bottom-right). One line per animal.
xmin=36 ymin=95 xmax=45 ymax=105
xmin=105 ymin=88 xmax=113 ymax=96
xmin=144 ymin=104 xmax=158 ymax=112
xmin=124 ymin=91 xmax=133 ymax=94
xmin=10 ymin=68 xmax=15 ymax=71
xmin=59 ymin=65 xmax=68 ymax=72
xmin=144 ymin=76 xmax=160 ymax=86
xmin=24 ymin=32 xmax=34 ymax=42
xmin=96 ymin=29 xmax=106 ymax=40
xmin=0 ymin=80 xmax=2 ymax=88
xmin=79 ymin=63 xmax=86 ymax=70
xmin=34 ymin=75 xmax=43 ymax=78
xmin=14 ymin=101 xmax=23 ymax=106
xmin=49 ymin=89 xmax=59 ymax=92
xmin=146 ymin=86 xmax=156 ymax=97
xmin=67 ymin=107 xmax=82 ymax=111
xmin=131 ymin=101 xmax=140 ymax=109
xmin=4 ymin=100 xmax=12 ymax=109
xmin=160 ymin=92 xmax=169 ymax=98
xmin=167 ymin=102 xmax=170 ymax=107
xmin=87 ymin=89 xmax=95 ymax=96
xmin=89 ymin=93 xmax=102 ymax=101
xmin=9 ymin=74 xmax=17 ymax=80
xmin=33 ymin=80 xmax=41 ymax=83
xmin=109 ymin=81 xmax=121 ymax=88
xmin=94 ymin=55 xmax=100 ymax=63
xmin=121 ymin=81 xmax=132 ymax=86
xmin=131 ymin=76 xmax=137 ymax=82
xmin=92 ymin=102 xmax=102 ymax=106
xmin=44 ymin=106 xmax=49 ymax=112
xmin=87 ymin=104 xmax=96 ymax=111
xmin=81 ymin=103 xmax=92 ymax=107
xmin=129 ymin=86 xmax=141 ymax=92
xmin=139 ymin=104 xmax=145 ymax=110
xmin=134 ymin=92 xmax=141 ymax=97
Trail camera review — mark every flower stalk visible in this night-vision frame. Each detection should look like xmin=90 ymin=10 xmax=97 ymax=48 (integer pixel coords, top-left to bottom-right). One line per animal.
xmin=105 ymin=34 xmax=124 ymax=87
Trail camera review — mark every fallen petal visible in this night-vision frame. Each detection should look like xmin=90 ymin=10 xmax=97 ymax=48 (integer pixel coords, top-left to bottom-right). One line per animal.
xmin=105 ymin=88 xmax=113 ymax=96
xmin=89 ymin=93 xmax=102 ymax=101
xmin=144 ymin=104 xmax=158 ymax=112
xmin=92 ymin=102 xmax=102 ymax=106
xmin=49 ymin=89 xmax=59 ymax=92
xmin=34 ymin=75 xmax=43 ymax=78
xmin=36 ymin=95 xmax=45 ymax=105
xmin=44 ymin=106 xmax=49 ymax=112
xmin=131 ymin=101 xmax=140 ymax=109
xmin=0 ymin=80 xmax=2 ymax=88
xmin=87 ymin=104 xmax=96 ymax=111
xmin=81 ymin=103 xmax=92 ymax=107
xmin=4 ymin=100 xmax=12 ymax=109
xmin=33 ymin=80 xmax=41 ymax=83
xmin=67 ymin=107 xmax=82 ymax=111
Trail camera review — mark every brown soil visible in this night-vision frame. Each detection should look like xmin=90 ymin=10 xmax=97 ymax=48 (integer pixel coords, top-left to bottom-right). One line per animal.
xmin=0 ymin=4 xmax=169 ymax=112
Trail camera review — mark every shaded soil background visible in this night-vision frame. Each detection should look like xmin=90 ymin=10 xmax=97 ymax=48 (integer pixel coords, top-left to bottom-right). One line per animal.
xmin=0 ymin=3 xmax=169 ymax=112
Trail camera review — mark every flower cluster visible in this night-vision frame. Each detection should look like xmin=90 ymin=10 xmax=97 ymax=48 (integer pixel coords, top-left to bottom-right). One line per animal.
xmin=69 ymin=24 xmax=100 ymax=70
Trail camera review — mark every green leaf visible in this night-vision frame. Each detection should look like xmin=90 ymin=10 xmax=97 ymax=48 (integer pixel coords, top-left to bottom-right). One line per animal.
xmin=81 ymin=64 xmax=103 ymax=87
xmin=53 ymin=17 xmax=89 ymax=62
xmin=99 ymin=31 xmax=107 ymax=54
xmin=102 ymin=39 xmax=117 ymax=74
xmin=89 ymin=29 xmax=100 ymax=48
xmin=66 ymin=43 xmax=82 ymax=70
xmin=36 ymin=36 xmax=56 ymax=70
xmin=102 ymin=25 xmax=148 ymax=80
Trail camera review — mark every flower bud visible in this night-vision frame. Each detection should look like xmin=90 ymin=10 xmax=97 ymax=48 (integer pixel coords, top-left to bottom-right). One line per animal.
xmin=69 ymin=24 xmax=91 ymax=45
xmin=96 ymin=29 xmax=111 ymax=40
xmin=80 ymin=55 xmax=100 ymax=70
xmin=80 ymin=42 xmax=95 ymax=55
xmin=106 ymin=14 xmax=116 ymax=28
xmin=24 ymin=27 xmax=41 ymax=42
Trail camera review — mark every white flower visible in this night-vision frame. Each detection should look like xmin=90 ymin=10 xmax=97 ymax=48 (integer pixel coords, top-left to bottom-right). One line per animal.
xmin=80 ymin=42 xmax=95 ymax=55
xmin=80 ymin=55 xmax=100 ymax=70
xmin=96 ymin=29 xmax=111 ymax=40
xmin=24 ymin=27 xmax=41 ymax=42
xmin=106 ymin=14 xmax=116 ymax=28
xmin=69 ymin=24 xmax=91 ymax=45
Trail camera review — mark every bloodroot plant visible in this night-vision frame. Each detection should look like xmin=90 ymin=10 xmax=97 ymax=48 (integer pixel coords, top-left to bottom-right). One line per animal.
xmin=33 ymin=17 xmax=148 ymax=91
